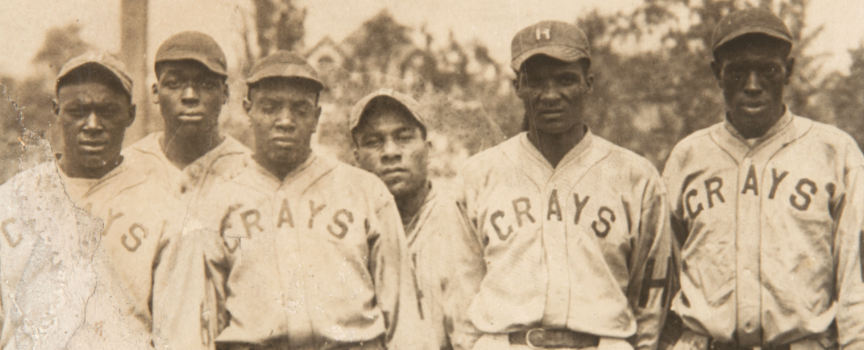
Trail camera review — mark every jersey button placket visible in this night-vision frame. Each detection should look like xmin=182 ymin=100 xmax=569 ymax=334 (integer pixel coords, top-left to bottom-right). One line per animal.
xmin=735 ymin=157 xmax=762 ymax=346
xmin=541 ymin=182 xmax=570 ymax=326
xmin=274 ymin=190 xmax=309 ymax=339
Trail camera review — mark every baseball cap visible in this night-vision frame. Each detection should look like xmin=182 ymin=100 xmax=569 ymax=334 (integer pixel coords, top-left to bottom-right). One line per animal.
xmin=712 ymin=8 xmax=793 ymax=53
xmin=349 ymin=88 xmax=426 ymax=135
xmin=511 ymin=20 xmax=591 ymax=72
xmin=56 ymin=51 xmax=133 ymax=98
xmin=246 ymin=50 xmax=324 ymax=91
xmin=155 ymin=31 xmax=227 ymax=77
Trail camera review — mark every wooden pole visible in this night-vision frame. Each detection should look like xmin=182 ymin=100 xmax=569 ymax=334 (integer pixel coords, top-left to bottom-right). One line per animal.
xmin=120 ymin=0 xmax=150 ymax=145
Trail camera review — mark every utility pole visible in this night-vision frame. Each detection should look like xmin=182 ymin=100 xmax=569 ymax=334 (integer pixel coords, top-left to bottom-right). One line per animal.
xmin=121 ymin=0 xmax=150 ymax=145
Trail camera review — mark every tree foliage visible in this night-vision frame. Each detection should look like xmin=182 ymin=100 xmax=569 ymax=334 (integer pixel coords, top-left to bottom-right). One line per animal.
xmin=572 ymin=0 xmax=825 ymax=166
xmin=33 ymin=24 xmax=92 ymax=74
xmin=824 ymin=45 xmax=864 ymax=146
xmin=252 ymin=0 xmax=307 ymax=57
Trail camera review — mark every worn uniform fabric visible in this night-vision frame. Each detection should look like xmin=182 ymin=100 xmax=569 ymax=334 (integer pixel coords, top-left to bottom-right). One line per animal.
xmin=0 ymin=161 xmax=194 ymax=349
xmin=460 ymin=131 xmax=674 ymax=350
xmin=122 ymin=131 xmax=250 ymax=196
xmin=184 ymin=153 xmax=407 ymax=349
xmin=400 ymin=182 xmax=484 ymax=350
xmin=662 ymin=111 xmax=864 ymax=348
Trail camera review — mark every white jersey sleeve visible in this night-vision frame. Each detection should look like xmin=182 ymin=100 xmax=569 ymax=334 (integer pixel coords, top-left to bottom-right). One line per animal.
xmin=835 ymin=164 xmax=864 ymax=349
xmin=626 ymin=171 xmax=675 ymax=350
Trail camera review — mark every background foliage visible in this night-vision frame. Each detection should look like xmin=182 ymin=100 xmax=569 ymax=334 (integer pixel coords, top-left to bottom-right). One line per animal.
xmin=3 ymin=0 xmax=864 ymax=183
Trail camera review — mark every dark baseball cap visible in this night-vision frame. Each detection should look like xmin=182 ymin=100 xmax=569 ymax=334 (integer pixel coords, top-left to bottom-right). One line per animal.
xmin=246 ymin=50 xmax=324 ymax=91
xmin=56 ymin=51 xmax=133 ymax=98
xmin=155 ymin=31 xmax=227 ymax=77
xmin=511 ymin=20 xmax=591 ymax=72
xmin=349 ymin=88 xmax=426 ymax=135
xmin=712 ymin=8 xmax=793 ymax=54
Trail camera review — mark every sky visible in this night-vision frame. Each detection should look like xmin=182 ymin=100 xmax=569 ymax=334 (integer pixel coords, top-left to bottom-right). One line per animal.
xmin=1 ymin=0 xmax=863 ymax=80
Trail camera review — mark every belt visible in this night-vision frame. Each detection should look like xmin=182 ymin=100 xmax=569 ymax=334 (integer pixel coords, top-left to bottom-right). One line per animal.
xmin=708 ymin=340 xmax=789 ymax=350
xmin=663 ymin=313 xmax=804 ymax=350
xmin=218 ymin=337 xmax=384 ymax=350
xmin=509 ymin=328 xmax=600 ymax=349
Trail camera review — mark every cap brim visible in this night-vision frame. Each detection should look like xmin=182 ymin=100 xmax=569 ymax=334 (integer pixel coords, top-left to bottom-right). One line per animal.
xmin=511 ymin=45 xmax=590 ymax=71
xmin=57 ymin=62 xmax=133 ymax=97
xmin=349 ymin=91 xmax=425 ymax=134
xmin=714 ymin=27 xmax=793 ymax=52
xmin=155 ymin=52 xmax=227 ymax=77
xmin=246 ymin=65 xmax=324 ymax=91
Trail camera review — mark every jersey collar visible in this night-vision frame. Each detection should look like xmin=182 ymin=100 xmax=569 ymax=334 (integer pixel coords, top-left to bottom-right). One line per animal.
xmin=55 ymin=156 xmax=146 ymax=202
xmin=404 ymin=181 xmax=437 ymax=247
xmin=504 ymin=129 xmax=610 ymax=190
xmin=243 ymin=152 xmax=336 ymax=193
xmin=712 ymin=108 xmax=811 ymax=163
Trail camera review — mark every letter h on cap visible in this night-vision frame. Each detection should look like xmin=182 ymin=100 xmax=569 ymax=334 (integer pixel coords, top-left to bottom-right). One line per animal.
xmin=536 ymin=27 xmax=551 ymax=41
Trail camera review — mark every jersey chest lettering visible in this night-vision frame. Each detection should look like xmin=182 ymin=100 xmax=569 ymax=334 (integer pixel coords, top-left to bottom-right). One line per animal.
xmin=224 ymin=198 xmax=359 ymax=241
xmin=683 ymin=166 xmax=830 ymax=219
xmin=98 ymin=209 xmax=159 ymax=253
xmin=486 ymin=190 xmax=617 ymax=240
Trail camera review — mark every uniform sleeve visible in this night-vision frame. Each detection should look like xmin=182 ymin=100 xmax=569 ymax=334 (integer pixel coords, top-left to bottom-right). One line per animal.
xmin=661 ymin=147 xmax=689 ymax=248
xmin=151 ymin=205 xmax=234 ymax=350
xmin=367 ymin=186 xmax=407 ymax=348
xmin=835 ymin=161 xmax=864 ymax=349
xmin=626 ymin=174 xmax=674 ymax=350
xmin=441 ymin=200 xmax=486 ymax=350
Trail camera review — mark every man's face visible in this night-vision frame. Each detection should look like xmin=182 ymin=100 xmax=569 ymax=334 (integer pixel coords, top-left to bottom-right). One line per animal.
xmin=245 ymin=78 xmax=321 ymax=171
xmin=353 ymin=105 xmax=429 ymax=199
xmin=711 ymin=36 xmax=794 ymax=138
xmin=153 ymin=60 xmax=227 ymax=138
xmin=55 ymin=79 xmax=134 ymax=178
xmin=516 ymin=55 xmax=592 ymax=135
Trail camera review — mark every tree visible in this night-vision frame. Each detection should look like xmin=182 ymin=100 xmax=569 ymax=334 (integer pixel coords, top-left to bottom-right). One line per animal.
xmin=346 ymin=10 xmax=413 ymax=73
xmin=252 ymin=0 xmax=306 ymax=57
xmin=824 ymin=44 xmax=864 ymax=146
xmin=568 ymin=0 xmax=824 ymax=167
xmin=33 ymin=24 xmax=92 ymax=74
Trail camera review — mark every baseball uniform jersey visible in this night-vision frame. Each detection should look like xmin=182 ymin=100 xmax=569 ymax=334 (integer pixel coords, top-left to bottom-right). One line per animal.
xmin=184 ymin=152 xmax=408 ymax=349
xmin=460 ymin=131 xmax=674 ymax=350
xmin=0 ymin=160 xmax=204 ymax=349
xmin=398 ymin=181 xmax=484 ymax=350
xmin=122 ymin=131 xmax=250 ymax=196
xmin=662 ymin=111 xmax=864 ymax=347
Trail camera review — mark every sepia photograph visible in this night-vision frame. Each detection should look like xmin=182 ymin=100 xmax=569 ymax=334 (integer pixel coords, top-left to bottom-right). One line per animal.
xmin=1 ymin=0 xmax=864 ymax=349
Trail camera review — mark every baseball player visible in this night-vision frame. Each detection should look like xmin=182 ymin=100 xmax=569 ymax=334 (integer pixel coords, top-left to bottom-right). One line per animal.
xmin=123 ymin=31 xmax=250 ymax=197
xmin=0 ymin=52 xmax=204 ymax=349
xmin=350 ymin=88 xmax=484 ymax=350
xmin=184 ymin=51 xmax=409 ymax=350
xmin=458 ymin=21 xmax=674 ymax=350
xmin=662 ymin=8 xmax=864 ymax=349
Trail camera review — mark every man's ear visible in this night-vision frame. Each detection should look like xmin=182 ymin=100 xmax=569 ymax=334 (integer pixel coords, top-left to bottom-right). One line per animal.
xmin=242 ymin=98 xmax=252 ymax=113
xmin=51 ymin=99 xmax=60 ymax=116
xmin=222 ymin=82 xmax=230 ymax=105
xmin=126 ymin=104 xmax=137 ymax=127
xmin=151 ymin=83 xmax=160 ymax=105
xmin=585 ymin=73 xmax=595 ymax=93
xmin=783 ymin=57 xmax=796 ymax=85
xmin=710 ymin=60 xmax=722 ymax=86
xmin=314 ymin=106 xmax=322 ymax=120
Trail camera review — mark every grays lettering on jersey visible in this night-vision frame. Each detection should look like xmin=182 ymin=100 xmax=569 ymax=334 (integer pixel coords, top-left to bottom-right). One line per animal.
xmin=182 ymin=153 xmax=411 ymax=349
xmin=461 ymin=131 xmax=674 ymax=350
xmin=663 ymin=112 xmax=864 ymax=347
